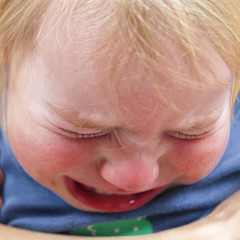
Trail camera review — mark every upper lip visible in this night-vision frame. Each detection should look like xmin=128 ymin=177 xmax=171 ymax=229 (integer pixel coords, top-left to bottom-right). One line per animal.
xmin=67 ymin=176 xmax=164 ymax=195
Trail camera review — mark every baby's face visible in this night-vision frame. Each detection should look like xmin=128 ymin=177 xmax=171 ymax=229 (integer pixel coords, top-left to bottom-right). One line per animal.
xmin=7 ymin=16 xmax=233 ymax=212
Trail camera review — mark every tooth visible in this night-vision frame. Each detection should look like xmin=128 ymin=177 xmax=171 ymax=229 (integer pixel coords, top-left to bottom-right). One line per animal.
xmin=94 ymin=188 xmax=115 ymax=195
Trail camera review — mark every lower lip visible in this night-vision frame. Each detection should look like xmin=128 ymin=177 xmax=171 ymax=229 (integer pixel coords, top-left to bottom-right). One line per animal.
xmin=64 ymin=176 xmax=166 ymax=212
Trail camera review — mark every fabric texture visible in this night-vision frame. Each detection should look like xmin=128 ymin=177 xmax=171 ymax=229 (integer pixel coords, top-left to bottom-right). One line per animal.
xmin=0 ymin=98 xmax=240 ymax=235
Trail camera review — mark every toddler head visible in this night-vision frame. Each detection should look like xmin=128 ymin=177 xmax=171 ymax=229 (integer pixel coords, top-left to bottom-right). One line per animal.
xmin=1 ymin=0 xmax=240 ymax=212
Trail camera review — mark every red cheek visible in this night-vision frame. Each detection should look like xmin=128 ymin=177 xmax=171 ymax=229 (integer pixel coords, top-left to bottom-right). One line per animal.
xmin=9 ymin=129 xmax=96 ymax=180
xmin=168 ymin=137 xmax=227 ymax=183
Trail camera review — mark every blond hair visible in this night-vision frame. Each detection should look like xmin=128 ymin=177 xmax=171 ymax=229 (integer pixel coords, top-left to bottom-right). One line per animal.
xmin=1 ymin=0 xmax=240 ymax=128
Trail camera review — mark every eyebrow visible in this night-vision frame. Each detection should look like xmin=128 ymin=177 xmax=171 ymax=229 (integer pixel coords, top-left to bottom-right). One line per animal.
xmin=47 ymin=103 xmax=115 ymax=130
xmin=174 ymin=112 xmax=222 ymax=133
xmin=48 ymin=102 xmax=223 ymax=133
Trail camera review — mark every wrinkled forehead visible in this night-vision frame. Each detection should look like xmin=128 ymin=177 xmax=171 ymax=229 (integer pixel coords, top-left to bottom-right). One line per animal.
xmin=35 ymin=8 xmax=233 ymax=96
xmin=14 ymin=2 xmax=230 ymax=109
xmin=9 ymin=0 xmax=236 ymax=98
xmin=9 ymin=6 xmax=231 ymax=131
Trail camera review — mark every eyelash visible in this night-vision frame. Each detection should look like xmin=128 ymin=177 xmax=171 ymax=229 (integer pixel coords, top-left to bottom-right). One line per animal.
xmin=62 ymin=129 xmax=110 ymax=139
xmin=174 ymin=131 xmax=208 ymax=140
xmin=60 ymin=128 xmax=207 ymax=141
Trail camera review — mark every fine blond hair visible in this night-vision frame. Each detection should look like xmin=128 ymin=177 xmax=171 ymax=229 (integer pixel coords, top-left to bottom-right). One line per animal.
xmin=1 ymin=0 xmax=240 ymax=128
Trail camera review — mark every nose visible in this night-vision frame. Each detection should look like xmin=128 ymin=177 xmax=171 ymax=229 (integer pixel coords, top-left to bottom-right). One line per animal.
xmin=99 ymin=153 xmax=159 ymax=192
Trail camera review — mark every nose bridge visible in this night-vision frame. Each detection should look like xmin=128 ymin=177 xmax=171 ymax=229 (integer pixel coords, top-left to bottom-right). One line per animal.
xmin=114 ymin=128 xmax=162 ymax=158
xmin=118 ymin=125 xmax=160 ymax=150
xmin=99 ymin=147 xmax=160 ymax=191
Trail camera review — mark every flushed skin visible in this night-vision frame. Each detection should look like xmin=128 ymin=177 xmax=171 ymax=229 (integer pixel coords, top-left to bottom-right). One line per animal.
xmin=7 ymin=14 xmax=233 ymax=212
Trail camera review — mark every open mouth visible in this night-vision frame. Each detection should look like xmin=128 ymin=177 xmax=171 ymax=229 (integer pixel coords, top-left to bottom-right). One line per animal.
xmin=64 ymin=176 xmax=166 ymax=212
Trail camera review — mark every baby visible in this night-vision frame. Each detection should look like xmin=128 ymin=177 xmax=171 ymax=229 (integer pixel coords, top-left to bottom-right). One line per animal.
xmin=0 ymin=0 xmax=240 ymax=238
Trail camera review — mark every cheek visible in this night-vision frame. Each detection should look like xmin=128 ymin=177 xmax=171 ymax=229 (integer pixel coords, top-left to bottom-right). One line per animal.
xmin=168 ymin=131 xmax=229 ymax=183
xmin=8 ymin=126 xmax=96 ymax=183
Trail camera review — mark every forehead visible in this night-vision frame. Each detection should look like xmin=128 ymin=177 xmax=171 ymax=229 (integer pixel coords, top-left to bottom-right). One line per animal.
xmin=35 ymin=5 xmax=232 ymax=79
xmin=16 ymin=9 xmax=233 ymax=129
xmin=36 ymin=14 xmax=231 ymax=85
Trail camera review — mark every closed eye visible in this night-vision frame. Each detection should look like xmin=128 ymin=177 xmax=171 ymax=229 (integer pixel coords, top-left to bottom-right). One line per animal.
xmin=60 ymin=129 xmax=111 ymax=139
xmin=173 ymin=131 xmax=208 ymax=140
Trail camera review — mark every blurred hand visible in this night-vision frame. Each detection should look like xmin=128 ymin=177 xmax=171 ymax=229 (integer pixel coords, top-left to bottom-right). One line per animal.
xmin=178 ymin=190 xmax=240 ymax=240
xmin=204 ymin=189 xmax=240 ymax=239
